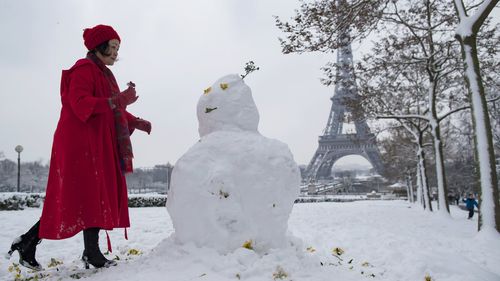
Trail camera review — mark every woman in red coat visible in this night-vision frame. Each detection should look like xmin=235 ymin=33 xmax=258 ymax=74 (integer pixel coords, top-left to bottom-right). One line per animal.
xmin=7 ymin=24 xmax=151 ymax=270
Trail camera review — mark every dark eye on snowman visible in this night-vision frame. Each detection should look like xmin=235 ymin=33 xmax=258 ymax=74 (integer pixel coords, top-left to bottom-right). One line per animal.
xmin=205 ymin=107 xmax=218 ymax=113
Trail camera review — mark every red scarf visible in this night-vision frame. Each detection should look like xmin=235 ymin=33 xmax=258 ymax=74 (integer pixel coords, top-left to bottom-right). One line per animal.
xmin=87 ymin=53 xmax=134 ymax=173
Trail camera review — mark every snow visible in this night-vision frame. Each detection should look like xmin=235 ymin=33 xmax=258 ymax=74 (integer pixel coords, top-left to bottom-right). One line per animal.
xmin=167 ymin=74 xmax=301 ymax=253
xmin=166 ymin=130 xmax=300 ymax=253
xmin=196 ymin=74 xmax=259 ymax=137
xmin=2 ymin=201 xmax=500 ymax=281
xmin=388 ymin=182 xmax=404 ymax=188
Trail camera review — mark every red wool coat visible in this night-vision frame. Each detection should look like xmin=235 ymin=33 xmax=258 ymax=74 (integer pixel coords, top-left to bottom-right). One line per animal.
xmin=39 ymin=58 xmax=135 ymax=239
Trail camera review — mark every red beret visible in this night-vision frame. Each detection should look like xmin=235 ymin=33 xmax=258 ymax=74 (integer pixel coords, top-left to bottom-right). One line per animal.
xmin=83 ymin=24 xmax=121 ymax=50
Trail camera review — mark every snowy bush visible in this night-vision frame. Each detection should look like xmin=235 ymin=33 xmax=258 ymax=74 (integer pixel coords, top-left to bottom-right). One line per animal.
xmin=0 ymin=193 xmax=168 ymax=210
xmin=0 ymin=192 xmax=383 ymax=210
xmin=294 ymin=196 xmax=364 ymax=204
xmin=0 ymin=193 xmax=44 ymax=210
xmin=128 ymin=194 xmax=167 ymax=207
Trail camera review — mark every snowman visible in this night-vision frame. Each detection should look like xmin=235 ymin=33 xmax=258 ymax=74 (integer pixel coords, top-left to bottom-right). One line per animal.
xmin=166 ymin=73 xmax=300 ymax=254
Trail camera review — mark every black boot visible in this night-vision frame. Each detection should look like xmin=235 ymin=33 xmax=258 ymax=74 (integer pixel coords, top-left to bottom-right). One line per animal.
xmin=81 ymin=228 xmax=117 ymax=269
xmin=7 ymin=221 xmax=43 ymax=271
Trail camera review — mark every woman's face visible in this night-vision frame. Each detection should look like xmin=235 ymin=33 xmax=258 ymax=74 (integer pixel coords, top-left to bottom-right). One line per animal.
xmin=96 ymin=39 xmax=120 ymax=66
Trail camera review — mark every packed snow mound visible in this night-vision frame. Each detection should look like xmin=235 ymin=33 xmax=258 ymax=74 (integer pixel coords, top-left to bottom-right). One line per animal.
xmin=167 ymin=74 xmax=300 ymax=254
xmin=167 ymin=131 xmax=300 ymax=253
xmin=197 ymin=74 xmax=259 ymax=137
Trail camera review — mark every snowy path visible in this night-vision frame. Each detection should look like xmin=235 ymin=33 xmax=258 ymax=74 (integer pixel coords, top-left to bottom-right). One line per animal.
xmin=1 ymin=200 xmax=499 ymax=281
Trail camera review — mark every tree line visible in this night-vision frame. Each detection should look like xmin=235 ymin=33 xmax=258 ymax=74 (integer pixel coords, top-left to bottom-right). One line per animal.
xmin=0 ymin=152 xmax=172 ymax=194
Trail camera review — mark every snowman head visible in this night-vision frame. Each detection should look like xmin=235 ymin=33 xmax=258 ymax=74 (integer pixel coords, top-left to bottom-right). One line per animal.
xmin=197 ymin=74 xmax=260 ymax=137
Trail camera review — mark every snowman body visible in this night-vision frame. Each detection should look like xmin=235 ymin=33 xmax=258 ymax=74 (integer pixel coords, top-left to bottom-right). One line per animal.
xmin=166 ymin=74 xmax=300 ymax=253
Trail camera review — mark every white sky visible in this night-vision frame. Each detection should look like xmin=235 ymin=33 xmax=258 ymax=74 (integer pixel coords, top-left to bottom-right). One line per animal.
xmin=0 ymin=1 xmax=498 ymax=168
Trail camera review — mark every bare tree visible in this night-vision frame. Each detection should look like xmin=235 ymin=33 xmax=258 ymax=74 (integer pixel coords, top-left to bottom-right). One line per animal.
xmin=378 ymin=123 xmax=434 ymax=210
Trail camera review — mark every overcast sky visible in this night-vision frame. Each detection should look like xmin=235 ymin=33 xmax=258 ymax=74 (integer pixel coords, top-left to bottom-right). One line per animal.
xmin=1 ymin=1 xmax=498 ymax=169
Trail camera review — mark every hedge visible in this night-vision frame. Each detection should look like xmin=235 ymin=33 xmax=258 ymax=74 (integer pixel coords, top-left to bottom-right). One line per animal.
xmin=0 ymin=193 xmax=375 ymax=210
xmin=0 ymin=193 xmax=169 ymax=210
xmin=0 ymin=193 xmax=45 ymax=210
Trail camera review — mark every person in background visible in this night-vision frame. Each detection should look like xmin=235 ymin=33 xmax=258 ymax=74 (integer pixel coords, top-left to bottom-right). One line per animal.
xmin=463 ymin=193 xmax=479 ymax=219
xmin=7 ymin=24 xmax=152 ymax=270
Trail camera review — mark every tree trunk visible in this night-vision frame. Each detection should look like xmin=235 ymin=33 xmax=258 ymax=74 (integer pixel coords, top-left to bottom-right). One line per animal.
xmin=456 ymin=33 xmax=500 ymax=233
xmin=407 ymin=172 xmax=415 ymax=203
xmin=425 ymin=8 xmax=451 ymax=214
xmin=430 ymin=122 xmax=451 ymax=214
xmin=418 ymin=147 xmax=433 ymax=212
xmin=416 ymin=163 xmax=423 ymax=207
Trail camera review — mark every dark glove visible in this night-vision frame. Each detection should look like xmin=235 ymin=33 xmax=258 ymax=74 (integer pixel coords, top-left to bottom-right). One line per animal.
xmin=109 ymin=86 xmax=138 ymax=109
xmin=132 ymin=118 xmax=152 ymax=135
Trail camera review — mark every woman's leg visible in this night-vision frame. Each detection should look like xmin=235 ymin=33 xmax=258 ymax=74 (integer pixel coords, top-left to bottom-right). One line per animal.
xmin=81 ymin=228 xmax=117 ymax=269
xmin=7 ymin=220 xmax=43 ymax=270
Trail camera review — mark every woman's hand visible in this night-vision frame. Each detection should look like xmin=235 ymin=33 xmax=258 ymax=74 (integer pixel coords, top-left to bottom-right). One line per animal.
xmin=132 ymin=118 xmax=152 ymax=135
xmin=109 ymin=86 xmax=139 ymax=109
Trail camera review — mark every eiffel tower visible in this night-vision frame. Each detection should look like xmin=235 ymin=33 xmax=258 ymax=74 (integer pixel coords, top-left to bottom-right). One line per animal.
xmin=305 ymin=26 xmax=384 ymax=181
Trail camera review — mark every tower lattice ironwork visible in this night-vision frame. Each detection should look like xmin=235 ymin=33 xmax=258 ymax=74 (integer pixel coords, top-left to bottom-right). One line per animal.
xmin=305 ymin=24 xmax=384 ymax=180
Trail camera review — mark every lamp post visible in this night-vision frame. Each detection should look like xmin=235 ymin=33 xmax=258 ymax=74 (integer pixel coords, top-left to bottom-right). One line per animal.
xmin=15 ymin=145 xmax=23 ymax=192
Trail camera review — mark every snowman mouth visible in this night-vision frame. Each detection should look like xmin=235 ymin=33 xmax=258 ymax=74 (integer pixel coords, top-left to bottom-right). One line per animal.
xmin=205 ymin=107 xmax=218 ymax=113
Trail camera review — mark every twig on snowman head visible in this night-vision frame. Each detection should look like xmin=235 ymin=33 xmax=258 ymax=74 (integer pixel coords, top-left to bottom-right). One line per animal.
xmin=240 ymin=61 xmax=260 ymax=80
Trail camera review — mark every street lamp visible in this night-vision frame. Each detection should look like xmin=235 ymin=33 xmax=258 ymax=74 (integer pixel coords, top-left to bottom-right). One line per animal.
xmin=15 ymin=145 xmax=23 ymax=192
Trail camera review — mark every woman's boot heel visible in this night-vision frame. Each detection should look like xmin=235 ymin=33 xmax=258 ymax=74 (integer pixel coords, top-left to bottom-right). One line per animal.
xmin=5 ymin=248 xmax=14 ymax=259
xmin=82 ymin=255 xmax=90 ymax=269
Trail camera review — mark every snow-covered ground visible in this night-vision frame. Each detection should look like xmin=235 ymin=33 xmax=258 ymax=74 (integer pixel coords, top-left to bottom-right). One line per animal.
xmin=1 ymin=200 xmax=499 ymax=281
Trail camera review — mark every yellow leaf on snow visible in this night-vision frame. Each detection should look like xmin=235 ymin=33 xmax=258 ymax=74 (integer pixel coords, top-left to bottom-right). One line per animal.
xmin=220 ymin=83 xmax=229 ymax=90
xmin=242 ymin=240 xmax=253 ymax=250
xmin=332 ymin=247 xmax=344 ymax=256
xmin=127 ymin=248 xmax=142 ymax=256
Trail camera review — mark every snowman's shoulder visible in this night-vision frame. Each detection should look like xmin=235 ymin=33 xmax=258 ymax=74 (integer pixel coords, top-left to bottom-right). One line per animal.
xmin=258 ymin=134 xmax=292 ymax=149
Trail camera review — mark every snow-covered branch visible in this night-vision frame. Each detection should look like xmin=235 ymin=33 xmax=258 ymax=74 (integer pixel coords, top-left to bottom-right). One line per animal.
xmin=453 ymin=0 xmax=468 ymax=21
xmin=455 ymin=0 xmax=499 ymax=37
xmin=376 ymin=114 xmax=429 ymax=121
xmin=438 ymin=92 xmax=500 ymax=122
xmin=438 ymin=105 xmax=470 ymax=122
